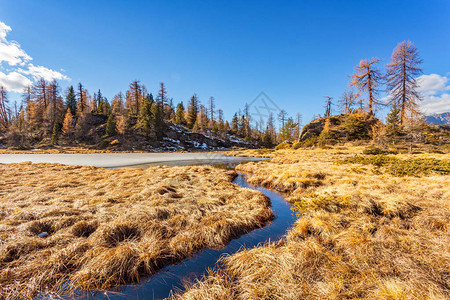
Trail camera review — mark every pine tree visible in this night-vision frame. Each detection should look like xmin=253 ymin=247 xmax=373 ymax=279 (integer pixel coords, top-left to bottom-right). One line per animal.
xmin=187 ymin=94 xmax=198 ymax=129
xmin=157 ymin=82 xmax=168 ymax=118
xmin=208 ymin=96 xmax=215 ymax=122
xmin=65 ymin=86 xmax=77 ymax=116
xmin=106 ymin=113 xmax=116 ymax=137
xmin=386 ymin=41 xmax=423 ymax=126
xmin=350 ymin=58 xmax=383 ymax=115
xmin=231 ymin=113 xmax=239 ymax=134
xmin=137 ymin=96 xmax=153 ymax=137
xmin=173 ymin=102 xmax=186 ymax=125
xmin=280 ymin=117 xmax=296 ymax=142
xmin=51 ymin=122 xmax=59 ymax=145
xmin=386 ymin=103 xmax=401 ymax=142
xmin=77 ymin=83 xmax=87 ymax=115
xmin=151 ymin=101 xmax=164 ymax=139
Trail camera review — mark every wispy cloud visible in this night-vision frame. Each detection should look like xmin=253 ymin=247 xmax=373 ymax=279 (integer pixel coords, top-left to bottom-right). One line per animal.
xmin=417 ymin=74 xmax=450 ymax=115
xmin=0 ymin=20 xmax=69 ymax=93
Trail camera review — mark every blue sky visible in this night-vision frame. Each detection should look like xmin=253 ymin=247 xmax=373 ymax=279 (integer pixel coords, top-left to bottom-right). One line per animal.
xmin=1 ymin=0 xmax=449 ymax=125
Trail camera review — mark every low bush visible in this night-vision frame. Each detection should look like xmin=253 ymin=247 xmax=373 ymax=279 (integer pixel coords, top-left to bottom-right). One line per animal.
xmin=339 ymin=155 xmax=450 ymax=176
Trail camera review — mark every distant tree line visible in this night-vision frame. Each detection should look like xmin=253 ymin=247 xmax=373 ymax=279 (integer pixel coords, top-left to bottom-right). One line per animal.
xmin=0 ymin=79 xmax=303 ymax=148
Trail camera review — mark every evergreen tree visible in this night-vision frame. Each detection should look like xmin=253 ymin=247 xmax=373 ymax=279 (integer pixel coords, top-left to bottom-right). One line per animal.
xmin=65 ymin=86 xmax=77 ymax=116
xmin=76 ymin=83 xmax=88 ymax=116
xmin=280 ymin=117 xmax=296 ymax=142
xmin=106 ymin=113 xmax=116 ymax=137
xmin=151 ymin=102 xmax=164 ymax=139
xmin=137 ymin=96 xmax=153 ymax=137
xmin=386 ymin=103 xmax=401 ymax=142
xmin=173 ymin=102 xmax=186 ymax=125
xmin=231 ymin=113 xmax=239 ymax=134
xmin=187 ymin=94 xmax=198 ymax=129
xmin=51 ymin=121 xmax=59 ymax=145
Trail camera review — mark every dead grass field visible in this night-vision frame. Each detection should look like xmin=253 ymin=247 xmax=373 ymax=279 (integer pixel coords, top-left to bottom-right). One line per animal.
xmin=175 ymin=146 xmax=450 ymax=299
xmin=0 ymin=163 xmax=272 ymax=299
xmin=0 ymin=147 xmax=141 ymax=154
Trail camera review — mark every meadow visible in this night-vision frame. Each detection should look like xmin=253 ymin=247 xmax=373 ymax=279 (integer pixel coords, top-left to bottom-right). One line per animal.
xmin=0 ymin=163 xmax=272 ymax=299
xmin=176 ymin=145 xmax=450 ymax=299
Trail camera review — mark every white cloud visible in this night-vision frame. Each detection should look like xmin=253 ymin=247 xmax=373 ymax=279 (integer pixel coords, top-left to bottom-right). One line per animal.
xmin=420 ymin=93 xmax=450 ymax=115
xmin=18 ymin=63 xmax=69 ymax=81
xmin=0 ymin=71 xmax=32 ymax=93
xmin=0 ymin=20 xmax=69 ymax=92
xmin=0 ymin=21 xmax=11 ymax=41
xmin=417 ymin=74 xmax=449 ymax=95
xmin=0 ymin=21 xmax=32 ymax=66
xmin=417 ymin=73 xmax=450 ymax=115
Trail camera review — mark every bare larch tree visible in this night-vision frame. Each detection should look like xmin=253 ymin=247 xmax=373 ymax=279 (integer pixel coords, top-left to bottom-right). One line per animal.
xmin=339 ymin=90 xmax=359 ymax=114
xmin=350 ymin=58 xmax=383 ymax=116
xmin=324 ymin=96 xmax=333 ymax=117
xmin=386 ymin=41 xmax=423 ymax=126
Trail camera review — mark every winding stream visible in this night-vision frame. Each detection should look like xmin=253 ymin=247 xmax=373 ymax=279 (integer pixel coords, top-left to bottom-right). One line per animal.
xmin=1 ymin=153 xmax=296 ymax=299
xmin=82 ymin=172 xmax=296 ymax=299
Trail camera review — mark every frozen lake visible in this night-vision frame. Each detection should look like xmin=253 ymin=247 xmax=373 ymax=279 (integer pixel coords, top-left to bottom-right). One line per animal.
xmin=0 ymin=152 xmax=266 ymax=168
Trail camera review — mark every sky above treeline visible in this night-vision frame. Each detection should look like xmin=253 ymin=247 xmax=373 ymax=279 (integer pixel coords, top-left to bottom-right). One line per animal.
xmin=0 ymin=0 xmax=449 ymax=125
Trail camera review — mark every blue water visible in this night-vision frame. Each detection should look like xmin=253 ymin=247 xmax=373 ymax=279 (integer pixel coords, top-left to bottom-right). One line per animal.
xmin=76 ymin=173 xmax=295 ymax=300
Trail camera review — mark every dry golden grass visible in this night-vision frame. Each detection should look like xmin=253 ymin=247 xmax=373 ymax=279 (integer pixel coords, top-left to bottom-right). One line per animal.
xmin=0 ymin=163 xmax=272 ymax=299
xmin=0 ymin=147 xmax=143 ymax=154
xmin=175 ymin=146 xmax=450 ymax=300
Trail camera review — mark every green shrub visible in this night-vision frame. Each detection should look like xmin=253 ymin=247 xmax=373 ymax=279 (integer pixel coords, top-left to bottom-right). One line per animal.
xmin=339 ymin=155 xmax=450 ymax=176
xmin=363 ymin=147 xmax=385 ymax=155
xmin=275 ymin=142 xmax=291 ymax=150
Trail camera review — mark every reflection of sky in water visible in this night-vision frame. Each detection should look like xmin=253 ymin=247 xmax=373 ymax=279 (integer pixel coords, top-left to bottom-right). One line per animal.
xmin=74 ymin=173 xmax=296 ymax=300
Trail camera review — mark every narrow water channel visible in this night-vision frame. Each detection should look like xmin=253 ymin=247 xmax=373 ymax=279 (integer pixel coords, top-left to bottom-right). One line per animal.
xmin=81 ymin=172 xmax=296 ymax=299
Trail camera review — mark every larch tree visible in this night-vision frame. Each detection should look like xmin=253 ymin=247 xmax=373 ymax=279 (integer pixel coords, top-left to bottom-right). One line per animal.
xmin=339 ymin=90 xmax=359 ymax=114
xmin=127 ymin=81 xmax=142 ymax=115
xmin=47 ymin=80 xmax=63 ymax=129
xmin=62 ymin=108 xmax=74 ymax=135
xmin=350 ymin=58 xmax=383 ymax=116
xmin=278 ymin=109 xmax=287 ymax=129
xmin=386 ymin=41 xmax=423 ymax=126
xmin=111 ymin=92 xmax=125 ymax=116
xmin=324 ymin=96 xmax=333 ymax=117
xmin=0 ymin=86 xmax=9 ymax=130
